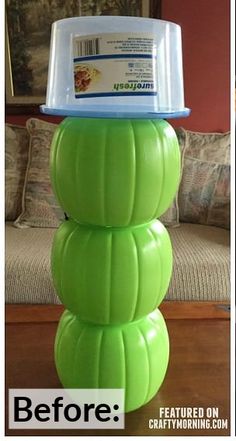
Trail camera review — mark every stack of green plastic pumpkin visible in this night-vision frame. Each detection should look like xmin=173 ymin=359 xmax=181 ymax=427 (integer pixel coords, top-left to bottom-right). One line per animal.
xmin=51 ymin=117 xmax=180 ymax=412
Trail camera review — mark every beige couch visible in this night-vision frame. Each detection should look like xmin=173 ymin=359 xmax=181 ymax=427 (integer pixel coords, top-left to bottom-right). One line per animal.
xmin=5 ymin=120 xmax=230 ymax=305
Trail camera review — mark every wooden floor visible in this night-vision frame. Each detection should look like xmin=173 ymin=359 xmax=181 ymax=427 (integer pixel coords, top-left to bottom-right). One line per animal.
xmin=5 ymin=303 xmax=230 ymax=436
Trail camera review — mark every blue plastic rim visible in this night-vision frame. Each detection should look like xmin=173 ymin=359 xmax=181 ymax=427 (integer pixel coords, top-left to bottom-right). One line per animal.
xmin=40 ymin=105 xmax=191 ymax=119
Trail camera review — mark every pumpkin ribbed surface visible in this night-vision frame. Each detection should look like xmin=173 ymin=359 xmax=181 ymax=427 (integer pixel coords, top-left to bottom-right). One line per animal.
xmin=51 ymin=219 xmax=172 ymax=324
xmin=51 ymin=117 xmax=173 ymax=412
xmin=55 ymin=308 xmax=169 ymax=413
xmin=50 ymin=118 xmax=180 ymax=227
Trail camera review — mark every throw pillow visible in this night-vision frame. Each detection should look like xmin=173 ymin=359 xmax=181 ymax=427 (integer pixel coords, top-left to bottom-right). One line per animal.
xmin=178 ymin=156 xmax=230 ymax=229
xmin=177 ymin=128 xmax=230 ymax=164
xmin=5 ymin=124 xmax=30 ymax=221
xmin=15 ymin=118 xmax=64 ymax=228
xmin=159 ymin=127 xmax=187 ymax=227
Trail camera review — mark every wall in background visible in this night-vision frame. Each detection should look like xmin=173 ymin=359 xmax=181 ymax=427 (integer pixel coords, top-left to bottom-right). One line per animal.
xmin=163 ymin=0 xmax=230 ymax=132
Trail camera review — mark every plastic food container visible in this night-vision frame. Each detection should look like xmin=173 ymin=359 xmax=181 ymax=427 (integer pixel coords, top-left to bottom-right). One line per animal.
xmin=41 ymin=16 xmax=190 ymax=119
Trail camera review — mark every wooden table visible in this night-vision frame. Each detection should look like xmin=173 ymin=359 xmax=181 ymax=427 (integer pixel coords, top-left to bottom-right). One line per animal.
xmin=5 ymin=303 xmax=230 ymax=436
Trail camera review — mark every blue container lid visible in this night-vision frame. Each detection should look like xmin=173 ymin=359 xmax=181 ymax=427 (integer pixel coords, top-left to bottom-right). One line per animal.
xmin=40 ymin=105 xmax=191 ymax=119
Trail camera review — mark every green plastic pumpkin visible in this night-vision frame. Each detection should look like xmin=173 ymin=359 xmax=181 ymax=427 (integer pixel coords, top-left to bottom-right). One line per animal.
xmin=51 ymin=219 xmax=172 ymax=324
xmin=50 ymin=118 xmax=180 ymax=227
xmin=55 ymin=308 xmax=169 ymax=413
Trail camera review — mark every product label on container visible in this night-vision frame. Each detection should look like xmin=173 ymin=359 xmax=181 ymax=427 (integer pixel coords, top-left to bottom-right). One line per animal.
xmin=73 ymin=33 xmax=157 ymax=98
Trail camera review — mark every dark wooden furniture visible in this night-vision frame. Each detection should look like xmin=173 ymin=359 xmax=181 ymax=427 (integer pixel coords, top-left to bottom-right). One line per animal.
xmin=5 ymin=303 xmax=230 ymax=436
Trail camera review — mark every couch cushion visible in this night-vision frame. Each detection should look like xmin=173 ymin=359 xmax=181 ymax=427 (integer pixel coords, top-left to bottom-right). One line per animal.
xmin=5 ymin=222 xmax=230 ymax=304
xmin=5 ymin=223 xmax=59 ymax=304
xmin=167 ymin=223 xmax=230 ymax=301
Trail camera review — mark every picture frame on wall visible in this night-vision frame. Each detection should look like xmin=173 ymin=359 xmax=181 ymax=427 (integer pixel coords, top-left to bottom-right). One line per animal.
xmin=5 ymin=0 xmax=161 ymax=113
